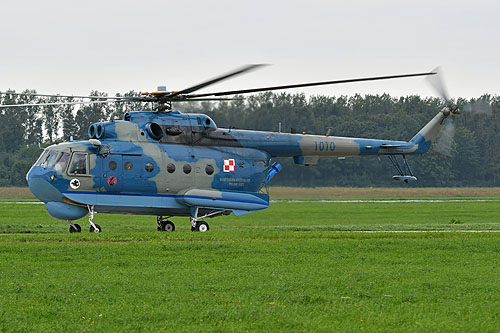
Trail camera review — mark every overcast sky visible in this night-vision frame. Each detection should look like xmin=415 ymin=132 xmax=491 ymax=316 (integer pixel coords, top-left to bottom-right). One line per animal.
xmin=0 ymin=0 xmax=498 ymax=100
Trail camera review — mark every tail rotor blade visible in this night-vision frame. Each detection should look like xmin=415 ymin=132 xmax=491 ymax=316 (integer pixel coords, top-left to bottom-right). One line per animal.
xmin=433 ymin=118 xmax=455 ymax=157
xmin=463 ymin=99 xmax=493 ymax=115
xmin=426 ymin=66 xmax=451 ymax=103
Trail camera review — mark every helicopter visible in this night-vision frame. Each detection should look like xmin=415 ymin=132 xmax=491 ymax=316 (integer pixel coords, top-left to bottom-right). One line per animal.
xmin=0 ymin=65 xmax=460 ymax=233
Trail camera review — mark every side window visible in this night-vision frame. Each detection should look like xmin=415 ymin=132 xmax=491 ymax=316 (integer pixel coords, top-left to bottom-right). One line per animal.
xmin=167 ymin=163 xmax=176 ymax=173
xmin=145 ymin=163 xmax=154 ymax=173
xmin=124 ymin=161 xmax=133 ymax=171
xmin=205 ymin=164 xmax=214 ymax=175
xmin=54 ymin=152 xmax=70 ymax=173
xmin=109 ymin=161 xmax=117 ymax=171
xmin=68 ymin=153 xmax=88 ymax=175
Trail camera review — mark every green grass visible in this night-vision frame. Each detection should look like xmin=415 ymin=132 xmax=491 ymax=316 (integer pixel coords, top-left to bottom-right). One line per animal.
xmin=0 ymin=199 xmax=500 ymax=331
xmin=2 ymin=199 xmax=500 ymax=233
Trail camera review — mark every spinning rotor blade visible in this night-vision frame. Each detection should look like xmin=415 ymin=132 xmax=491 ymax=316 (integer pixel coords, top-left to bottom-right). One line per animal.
xmin=0 ymin=99 xmax=132 ymax=108
xmin=173 ymin=98 xmax=244 ymax=102
xmin=185 ymin=71 xmax=437 ymax=99
xmin=0 ymin=91 xmax=133 ymax=100
xmin=0 ymin=65 xmax=438 ymax=109
xmin=426 ymin=66 xmax=456 ymax=157
xmin=463 ymin=99 xmax=493 ymax=115
xmin=425 ymin=67 xmax=451 ymax=103
xmin=433 ymin=118 xmax=456 ymax=158
xmin=168 ymin=64 xmax=266 ymax=97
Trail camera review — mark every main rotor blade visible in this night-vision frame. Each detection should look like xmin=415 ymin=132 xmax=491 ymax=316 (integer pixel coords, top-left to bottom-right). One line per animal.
xmin=173 ymin=97 xmax=245 ymax=102
xmin=185 ymin=71 xmax=437 ymax=98
xmin=0 ymin=91 xmax=133 ymax=100
xmin=0 ymin=99 xmax=128 ymax=108
xmin=168 ymin=64 xmax=266 ymax=97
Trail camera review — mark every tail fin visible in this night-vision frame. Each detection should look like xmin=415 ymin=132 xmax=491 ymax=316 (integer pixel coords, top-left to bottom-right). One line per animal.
xmin=410 ymin=110 xmax=447 ymax=154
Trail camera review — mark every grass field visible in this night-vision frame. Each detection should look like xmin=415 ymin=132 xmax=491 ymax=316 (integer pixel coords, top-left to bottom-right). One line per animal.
xmin=1 ymin=189 xmax=500 ymax=331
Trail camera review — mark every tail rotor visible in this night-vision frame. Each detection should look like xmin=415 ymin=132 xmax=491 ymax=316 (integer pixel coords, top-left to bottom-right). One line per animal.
xmin=426 ymin=67 xmax=491 ymax=157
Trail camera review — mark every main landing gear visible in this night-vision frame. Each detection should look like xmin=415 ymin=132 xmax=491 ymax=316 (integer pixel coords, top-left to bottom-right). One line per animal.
xmin=157 ymin=216 xmax=175 ymax=232
xmin=156 ymin=208 xmax=219 ymax=233
xmin=191 ymin=221 xmax=209 ymax=232
xmin=190 ymin=208 xmax=215 ymax=233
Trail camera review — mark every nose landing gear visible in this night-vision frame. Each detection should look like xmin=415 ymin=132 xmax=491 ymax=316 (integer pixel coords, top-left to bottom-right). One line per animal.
xmin=68 ymin=221 xmax=81 ymax=233
xmin=67 ymin=206 xmax=100 ymax=233
xmin=87 ymin=205 xmax=101 ymax=233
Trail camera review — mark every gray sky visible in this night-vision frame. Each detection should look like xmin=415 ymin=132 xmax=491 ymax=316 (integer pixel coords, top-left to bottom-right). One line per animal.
xmin=0 ymin=0 xmax=498 ymax=99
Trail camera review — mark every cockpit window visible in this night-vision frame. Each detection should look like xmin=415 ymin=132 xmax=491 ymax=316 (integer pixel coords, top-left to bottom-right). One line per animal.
xmin=68 ymin=153 xmax=88 ymax=175
xmin=54 ymin=152 xmax=70 ymax=173
xmin=41 ymin=151 xmax=59 ymax=169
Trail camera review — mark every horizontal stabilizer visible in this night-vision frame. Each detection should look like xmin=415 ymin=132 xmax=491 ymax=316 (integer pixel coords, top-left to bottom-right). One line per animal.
xmin=380 ymin=144 xmax=413 ymax=149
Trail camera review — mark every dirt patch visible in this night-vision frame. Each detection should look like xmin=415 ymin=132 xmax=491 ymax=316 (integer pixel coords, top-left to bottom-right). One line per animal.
xmin=0 ymin=187 xmax=35 ymax=198
xmin=269 ymin=187 xmax=500 ymax=198
xmin=2 ymin=186 xmax=500 ymax=199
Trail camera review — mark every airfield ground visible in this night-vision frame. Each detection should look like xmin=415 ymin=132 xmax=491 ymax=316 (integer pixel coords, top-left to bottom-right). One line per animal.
xmin=0 ymin=187 xmax=499 ymax=331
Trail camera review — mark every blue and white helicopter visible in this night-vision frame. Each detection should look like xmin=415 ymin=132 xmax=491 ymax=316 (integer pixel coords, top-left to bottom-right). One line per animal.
xmin=0 ymin=65 xmax=460 ymax=233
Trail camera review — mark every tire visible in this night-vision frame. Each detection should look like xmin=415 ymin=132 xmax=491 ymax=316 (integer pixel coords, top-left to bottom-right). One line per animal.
xmin=90 ymin=224 xmax=102 ymax=233
xmin=161 ymin=220 xmax=175 ymax=232
xmin=69 ymin=224 xmax=81 ymax=233
xmin=196 ymin=221 xmax=209 ymax=232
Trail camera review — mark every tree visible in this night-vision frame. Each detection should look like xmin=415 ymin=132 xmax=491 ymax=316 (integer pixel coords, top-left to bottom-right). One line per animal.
xmin=74 ymin=91 xmax=109 ymax=140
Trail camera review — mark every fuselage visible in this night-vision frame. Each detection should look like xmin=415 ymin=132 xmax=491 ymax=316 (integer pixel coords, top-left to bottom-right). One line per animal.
xmin=26 ymin=109 xmax=447 ymax=221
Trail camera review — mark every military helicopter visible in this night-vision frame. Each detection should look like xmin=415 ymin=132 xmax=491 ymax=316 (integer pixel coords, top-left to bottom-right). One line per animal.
xmin=0 ymin=65 xmax=460 ymax=233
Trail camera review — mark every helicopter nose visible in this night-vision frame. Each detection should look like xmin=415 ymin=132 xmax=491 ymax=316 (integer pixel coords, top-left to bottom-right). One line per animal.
xmin=27 ymin=167 xmax=64 ymax=203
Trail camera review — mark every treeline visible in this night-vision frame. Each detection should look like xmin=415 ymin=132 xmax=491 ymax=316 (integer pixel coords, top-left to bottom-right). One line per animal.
xmin=0 ymin=91 xmax=150 ymax=186
xmin=1 ymin=91 xmax=498 ymax=187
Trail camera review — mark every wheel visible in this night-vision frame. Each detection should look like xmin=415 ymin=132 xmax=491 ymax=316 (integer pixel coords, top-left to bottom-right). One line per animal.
xmin=196 ymin=221 xmax=209 ymax=232
xmin=90 ymin=224 xmax=102 ymax=233
xmin=69 ymin=224 xmax=81 ymax=233
xmin=191 ymin=225 xmax=196 ymax=232
xmin=160 ymin=220 xmax=175 ymax=232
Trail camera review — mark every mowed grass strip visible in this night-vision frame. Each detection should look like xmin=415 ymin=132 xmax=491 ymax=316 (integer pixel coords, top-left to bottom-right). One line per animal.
xmin=0 ymin=231 xmax=499 ymax=331
xmin=3 ymin=198 xmax=500 ymax=234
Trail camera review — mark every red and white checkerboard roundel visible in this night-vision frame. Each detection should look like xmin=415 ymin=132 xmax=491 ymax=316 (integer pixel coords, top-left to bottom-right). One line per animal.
xmin=223 ymin=158 xmax=235 ymax=172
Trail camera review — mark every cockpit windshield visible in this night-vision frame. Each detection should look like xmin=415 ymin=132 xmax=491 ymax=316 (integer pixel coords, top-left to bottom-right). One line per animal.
xmin=54 ymin=152 xmax=70 ymax=173
xmin=39 ymin=151 xmax=59 ymax=169
xmin=35 ymin=150 xmax=49 ymax=166
xmin=35 ymin=150 xmax=72 ymax=173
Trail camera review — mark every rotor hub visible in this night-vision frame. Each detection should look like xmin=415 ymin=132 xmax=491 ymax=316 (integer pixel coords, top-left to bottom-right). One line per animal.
xmin=442 ymin=105 xmax=461 ymax=116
